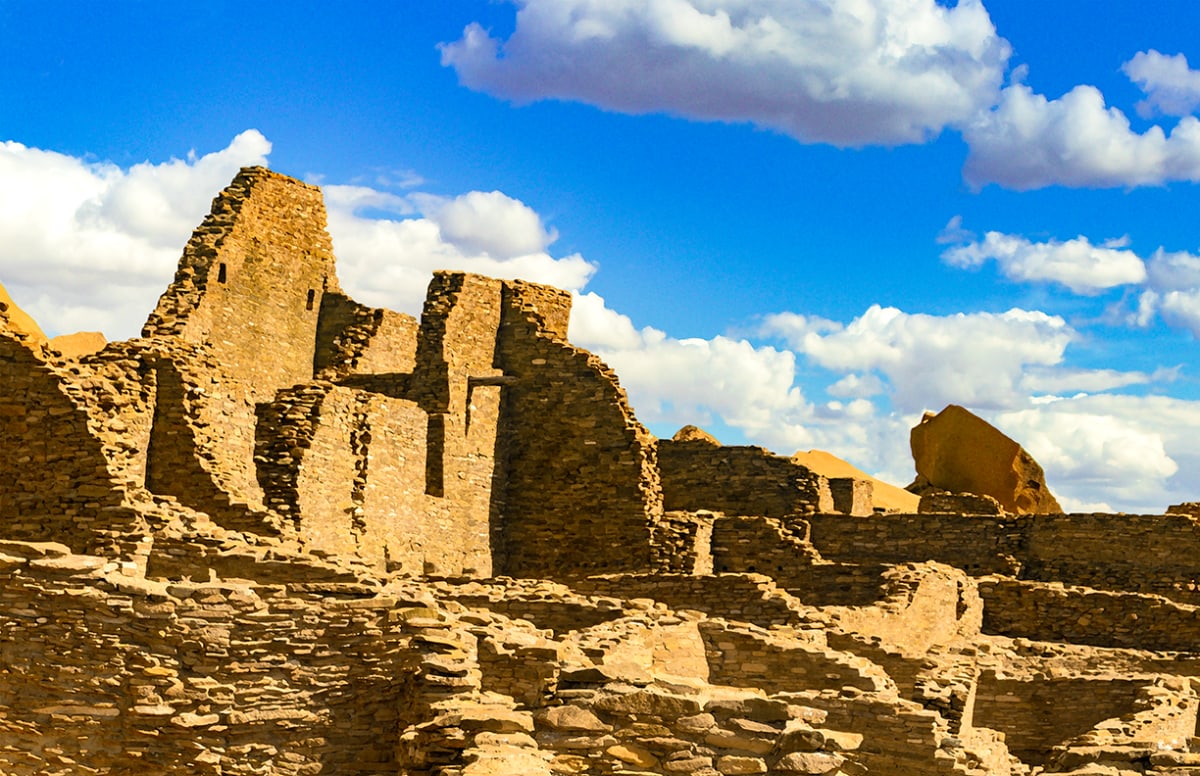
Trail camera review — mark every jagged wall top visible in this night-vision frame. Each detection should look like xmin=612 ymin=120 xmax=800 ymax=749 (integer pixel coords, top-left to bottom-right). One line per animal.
xmin=142 ymin=166 xmax=340 ymax=395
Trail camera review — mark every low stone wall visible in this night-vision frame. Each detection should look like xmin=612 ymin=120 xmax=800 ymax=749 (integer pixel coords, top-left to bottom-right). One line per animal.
xmin=806 ymin=513 xmax=1026 ymax=576
xmin=971 ymin=673 xmax=1149 ymax=766
xmin=573 ymin=573 xmax=804 ymax=628
xmin=780 ymin=688 xmax=965 ymax=776
xmin=658 ymin=439 xmax=832 ymax=518
xmin=808 ymin=512 xmax=1200 ymax=604
xmin=699 ymin=620 xmax=892 ymax=694
xmin=978 ymin=577 xmax=1200 ymax=651
xmin=0 ymin=544 xmax=437 ymax=776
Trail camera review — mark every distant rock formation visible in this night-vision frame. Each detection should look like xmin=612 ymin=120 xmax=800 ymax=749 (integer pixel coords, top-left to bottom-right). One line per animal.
xmin=908 ymin=404 xmax=1062 ymax=514
xmin=791 ymin=449 xmax=920 ymax=513
xmin=0 ymin=281 xmax=47 ymax=344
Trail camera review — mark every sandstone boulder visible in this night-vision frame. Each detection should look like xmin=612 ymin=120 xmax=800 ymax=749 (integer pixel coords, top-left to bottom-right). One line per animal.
xmin=49 ymin=331 xmax=107 ymax=358
xmin=908 ymin=405 xmax=1061 ymax=514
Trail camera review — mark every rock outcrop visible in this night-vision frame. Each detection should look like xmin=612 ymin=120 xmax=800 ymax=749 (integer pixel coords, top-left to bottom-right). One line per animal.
xmin=908 ymin=404 xmax=1062 ymax=514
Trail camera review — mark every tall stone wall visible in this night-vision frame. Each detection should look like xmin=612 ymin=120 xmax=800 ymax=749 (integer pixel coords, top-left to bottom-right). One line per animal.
xmin=143 ymin=341 xmax=273 ymax=530
xmin=493 ymin=280 xmax=662 ymax=578
xmin=658 ymin=439 xmax=834 ymax=517
xmin=142 ymin=166 xmax=336 ymax=396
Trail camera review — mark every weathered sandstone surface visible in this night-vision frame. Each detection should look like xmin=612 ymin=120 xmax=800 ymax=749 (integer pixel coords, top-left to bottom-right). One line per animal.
xmin=909 ymin=404 xmax=1063 ymax=514
xmin=0 ymin=167 xmax=1196 ymax=776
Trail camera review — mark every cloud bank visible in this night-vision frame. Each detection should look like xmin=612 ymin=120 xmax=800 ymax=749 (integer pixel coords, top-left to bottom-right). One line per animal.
xmin=441 ymin=0 xmax=1010 ymax=146
xmin=443 ymin=3 xmax=1200 ymax=190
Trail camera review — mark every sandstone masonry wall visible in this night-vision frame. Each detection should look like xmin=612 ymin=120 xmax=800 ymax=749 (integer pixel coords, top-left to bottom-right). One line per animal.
xmin=0 ymin=332 xmax=140 ymax=551
xmin=494 ymin=280 xmax=662 ymax=578
xmin=808 ymin=512 xmax=1200 ymax=604
xmin=313 ymin=291 xmax=418 ymax=381
xmin=658 ymin=439 xmax=834 ymax=517
xmin=0 ymin=547 xmax=432 ymax=776
xmin=971 ymin=674 xmax=1149 ymax=766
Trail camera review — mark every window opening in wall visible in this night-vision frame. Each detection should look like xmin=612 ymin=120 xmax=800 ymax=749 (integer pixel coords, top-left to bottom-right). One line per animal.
xmin=306 ymin=289 xmax=315 ymax=311
xmin=217 ymin=263 xmax=227 ymax=283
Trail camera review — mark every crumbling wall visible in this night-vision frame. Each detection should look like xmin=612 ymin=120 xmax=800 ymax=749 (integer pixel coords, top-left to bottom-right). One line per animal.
xmin=141 ymin=168 xmax=340 ymax=520
xmin=143 ymin=340 xmax=273 ymax=531
xmin=574 ymin=573 xmax=804 ymax=628
xmin=824 ymin=563 xmax=983 ymax=655
xmin=710 ymin=514 xmax=822 ymax=577
xmin=658 ymin=439 xmax=834 ymax=517
xmin=143 ymin=166 xmax=336 ymax=394
xmin=971 ymin=673 xmax=1148 ymax=766
xmin=0 ymin=545 xmax=426 ymax=776
xmin=699 ymin=619 xmax=892 ymax=694
xmin=0 ymin=332 xmax=140 ymax=550
xmin=314 ymin=291 xmax=418 ymax=380
xmin=494 ymin=280 xmax=662 ymax=578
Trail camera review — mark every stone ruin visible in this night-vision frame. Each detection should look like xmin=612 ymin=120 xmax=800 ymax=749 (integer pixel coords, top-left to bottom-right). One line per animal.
xmin=1 ymin=166 xmax=1200 ymax=776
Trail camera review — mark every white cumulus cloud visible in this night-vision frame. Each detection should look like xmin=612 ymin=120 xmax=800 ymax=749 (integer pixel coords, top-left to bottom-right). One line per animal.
xmin=763 ymin=305 xmax=1073 ymax=412
xmin=440 ymin=0 xmax=1010 ymax=146
xmin=996 ymin=395 xmax=1199 ymax=513
xmin=1123 ymin=50 xmax=1200 ymax=118
xmin=942 ymin=228 xmax=1147 ymax=294
xmin=962 ymin=82 xmax=1200 ymax=189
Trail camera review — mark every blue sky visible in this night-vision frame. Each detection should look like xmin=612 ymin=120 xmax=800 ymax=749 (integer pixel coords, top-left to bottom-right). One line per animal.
xmin=4 ymin=1 xmax=1200 ymax=512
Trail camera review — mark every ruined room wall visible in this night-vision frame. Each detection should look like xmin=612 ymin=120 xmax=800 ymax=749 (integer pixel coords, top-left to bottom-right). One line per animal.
xmin=144 ymin=341 xmax=272 ymax=529
xmin=359 ymin=391 xmax=496 ymax=576
xmin=255 ymin=384 xmax=475 ymax=573
xmin=141 ymin=168 xmax=340 ymax=519
xmin=314 ymin=291 xmax=418 ymax=381
xmin=825 ymin=563 xmax=983 ymax=655
xmin=658 ymin=439 xmax=834 ymax=517
xmin=978 ymin=577 xmax=1200 ymax=651
xmin=650 ymin=511 xmax=715 ymax=574
xmin=494 ymin=279 xmax=662 ymax=578
xmin=142 ymin=166 xmax=336 ymax=395
xmin=0 ymin=333 xmax=139 ymax=550
xmin=406 ymin=272 xmax=510 ymax=577
xmin=574 ymin=573 xmax=803 ymax=628
xmin=971 ymin=674 xmax=1147 ymax=766
xmin=74 ymin=341 xmax=158 ymax=491
xmin=0 ymin=547 xmax=422 ymax=776
xmin=710 ymin=515 xmax=822 ymax=578
xmin=256 ymin=383 xmax=361 ymax=557
xmin=699 ymin=620 xmax=891 ymax=694
xmin=793 ymin=689 xmax=958 ymax=776
xmin=806 ymin=513 xmax=1030 ymax=576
